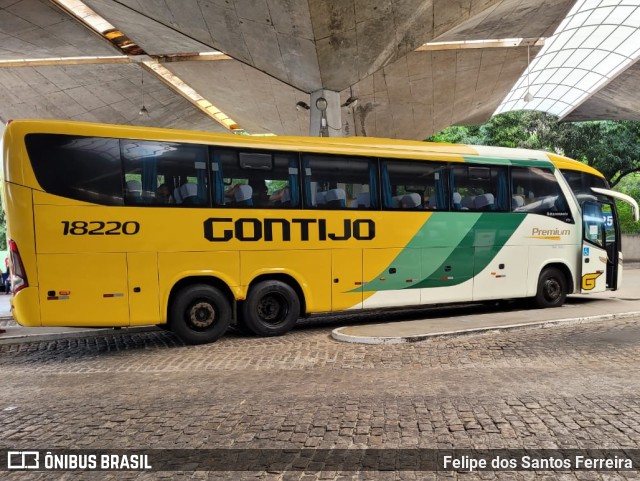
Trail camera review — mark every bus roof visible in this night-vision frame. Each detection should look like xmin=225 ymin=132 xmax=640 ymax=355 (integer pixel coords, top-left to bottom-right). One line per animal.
xmin=5 ymin=119 xmax=605 ymax=178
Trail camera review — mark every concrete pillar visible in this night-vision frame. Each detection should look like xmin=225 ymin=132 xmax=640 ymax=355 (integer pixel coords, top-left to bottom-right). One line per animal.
xmin=309 ymin=90 xmax=342 ymax=137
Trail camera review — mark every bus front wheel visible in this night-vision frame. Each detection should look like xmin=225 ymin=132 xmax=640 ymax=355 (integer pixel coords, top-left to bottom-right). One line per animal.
xmin=241 ymin=280 xmax=300 ymax=336
xmin=170 ymin=284 xmax=232 ymax=344
xmin=535 ymin=267 xmax=567 ymax=308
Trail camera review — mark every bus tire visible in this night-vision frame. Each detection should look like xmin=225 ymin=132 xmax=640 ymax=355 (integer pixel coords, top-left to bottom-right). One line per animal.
xmin=241 ymin=280 xmax=300 ymax=336
xmin=535 ymin=267 xmax=567 ymax=308
xmin=169 ymin=284 xmax=231 ymax=344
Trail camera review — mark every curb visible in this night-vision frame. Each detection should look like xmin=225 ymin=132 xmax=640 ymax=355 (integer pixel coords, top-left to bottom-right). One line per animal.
xmin=0 ymin=325 xmax=158 ymax=345
xmin=331 ymin=311 xmax=640 ymax=344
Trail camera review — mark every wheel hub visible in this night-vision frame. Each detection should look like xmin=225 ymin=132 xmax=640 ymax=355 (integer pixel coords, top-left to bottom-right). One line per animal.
xmin=188 ymin=302 xmax=216 ymax=329
xmin=257 ymin=295 xmax=285 ymax=323
xmin=544 ymin=278 xmax=561 ymax=301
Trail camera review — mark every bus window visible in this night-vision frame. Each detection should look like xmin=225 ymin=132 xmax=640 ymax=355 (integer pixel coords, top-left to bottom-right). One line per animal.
xmin=211 ymin=149 xmax=300 ymax=208
xmin=302 ymin=155 xmax=377 ymax=210
xmin=583 ymin=202 xmax=605 ymax=248
xmin=380 ymin=160 xmax=447 ymax=210
xmin=511 ymin=167 xmax=572 ymax=222
xmin=26 ymin=134 xmax=123 ymax=205
xmin=561 ymin=169 xmax=609 ymax=194
xmin=121 ymin=140 xmax=209 ymax=207
xmin=449 ymin=165 xmax=509 ymax=212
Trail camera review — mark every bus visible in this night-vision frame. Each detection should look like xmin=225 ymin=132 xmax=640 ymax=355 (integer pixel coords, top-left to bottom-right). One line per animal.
xmin=2 ymin=120 xmax=638 ymax=344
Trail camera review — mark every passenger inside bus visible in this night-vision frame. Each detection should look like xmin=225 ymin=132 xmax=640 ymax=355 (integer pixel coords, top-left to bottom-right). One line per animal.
xmin=155 ymin=183 xmax=172 ymax=204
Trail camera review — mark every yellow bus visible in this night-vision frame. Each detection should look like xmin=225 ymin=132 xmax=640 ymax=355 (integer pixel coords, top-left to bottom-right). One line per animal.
xmin=2 ymin=120 xmax=638 ymax=344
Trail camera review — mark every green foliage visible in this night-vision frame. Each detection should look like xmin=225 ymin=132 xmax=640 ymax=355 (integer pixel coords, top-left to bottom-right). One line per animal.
xmin=428 ymin=125 xmax=483 ymax=145
xmin=614 ymin=174 xmax=640 ymax=235
xmin=557 ymin=121 xmax=640 ymax=188
xmin=427 ymin=111 xmax=640 ymax=188
xmin=428 ymin=112 xmax=640 ymax=234
xmin=266 ymin=180 xmax=288 ymax=195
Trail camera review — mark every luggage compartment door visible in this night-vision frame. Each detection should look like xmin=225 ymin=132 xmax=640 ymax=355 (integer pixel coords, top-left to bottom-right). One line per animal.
xmin=38 ymin=253 xmax=129 ymax=326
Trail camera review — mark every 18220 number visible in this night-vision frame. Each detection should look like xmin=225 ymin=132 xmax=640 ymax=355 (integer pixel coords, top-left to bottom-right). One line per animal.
xmin=61 ymin=221 xmax=140 ymax=236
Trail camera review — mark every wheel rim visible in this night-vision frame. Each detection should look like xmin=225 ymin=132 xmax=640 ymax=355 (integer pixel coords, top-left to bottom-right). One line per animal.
xmin=256 ymin=293 xmax=288 ymax=326
xmin=543 ymin=277 xmax=562 ymax=303
xmin=186 ymin=300 xmax=216 ymax=331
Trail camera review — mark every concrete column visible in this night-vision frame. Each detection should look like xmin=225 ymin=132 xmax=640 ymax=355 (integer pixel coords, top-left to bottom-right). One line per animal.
xmin=309 ymin=90 xmax=342 ymax=137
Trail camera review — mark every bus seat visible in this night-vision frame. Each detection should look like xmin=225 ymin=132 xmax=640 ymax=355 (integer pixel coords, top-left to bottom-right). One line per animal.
xmin=512 ymin=195 xmax=524 ymax=209
xmin=428 ymin=196 xmax=437 ymax=209
xmin=391 ymin=195 xmax=402 ymax=208
xmin=180 ymin=182 xmax=201 ymax=206
xmin=125 ymin=179 xmax=143 ymax=204
xmin=326 ymin=188 xmax=346 ymax=208
xmin=356 ymin=192 xmax=370 ymax=208
xmin=173 ymin=186 xmax=183 ymax=204
xmin=233 ymin=184 xmax=253 ymax=206
xmin=350 ymin=199 xmax=358 ymax=208
xmin=474 ymin=193 xmax=495 ymax=211
xmin=402 ymin=193 xmax=422 ymax=209
xmin=461 ymin=196 xmax=475 ymax=210
xmin=315 ymin=191 xmax=326 ymax=206
xmin=452 ymin=192 xmax=462 ymax=210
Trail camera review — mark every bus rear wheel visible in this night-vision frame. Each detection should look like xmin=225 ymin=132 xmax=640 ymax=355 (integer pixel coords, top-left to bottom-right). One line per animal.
xmin=241 ymin=280 xmax=300 ymax=336
xmin=535 ymin=267 xmax=567 ymax=308
xmin=170 ymin=284 xmax=231 ymax=344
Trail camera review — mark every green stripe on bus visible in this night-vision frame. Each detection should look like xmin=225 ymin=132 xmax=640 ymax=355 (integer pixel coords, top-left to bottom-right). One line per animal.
xmin=360 ymin=213 xmax=480 ymax=292
xmin=409 ymin=213 xmax=526 ymax=289
xmin=358 ymin=212 xmax=526 ymax=292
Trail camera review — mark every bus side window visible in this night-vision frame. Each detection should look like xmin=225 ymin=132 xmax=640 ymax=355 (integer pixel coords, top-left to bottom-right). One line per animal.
xmin=302 ymin=155 xmax=376 ymax=210
xmin=450 ymin=165 xmax=508 ymax=212
xmin=511 ymin=166 xmax=572 ymax=222
xmin=26 ymin=134 xmax=124 ymax=206
xmin=121 ymin=140 xmax=209 ymax=207
xmin=380 ymin=160 xmax=447 ymax=210
xmin=212 ymin=149 xmax=300 ymax=209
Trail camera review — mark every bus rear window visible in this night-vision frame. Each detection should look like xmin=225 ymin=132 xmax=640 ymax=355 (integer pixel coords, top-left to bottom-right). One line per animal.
xmin=26 ymin=134 xmax=123 ymax=206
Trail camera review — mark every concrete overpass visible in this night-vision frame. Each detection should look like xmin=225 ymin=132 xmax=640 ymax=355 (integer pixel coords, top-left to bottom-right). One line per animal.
xmin=0 ymin=0 xmax=637 ymax=139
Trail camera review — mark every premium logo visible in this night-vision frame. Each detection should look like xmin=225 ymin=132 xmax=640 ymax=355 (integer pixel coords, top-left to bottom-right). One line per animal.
xmin=527 ymin=227 xmax=571 ymax=241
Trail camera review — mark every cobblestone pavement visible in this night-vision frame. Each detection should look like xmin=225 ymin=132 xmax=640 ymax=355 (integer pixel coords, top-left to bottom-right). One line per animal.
xmin=2 ymin=313 xmax=640 ymax=480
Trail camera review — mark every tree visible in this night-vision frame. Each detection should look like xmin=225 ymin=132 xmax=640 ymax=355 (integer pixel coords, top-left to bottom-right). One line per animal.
xmin=427 ymin=111 xmax=640 ymax=188
xmin=555 ymin=121 xmax=640 ymax=188
xmin=614 ymin=174 xmax=640 ymax=234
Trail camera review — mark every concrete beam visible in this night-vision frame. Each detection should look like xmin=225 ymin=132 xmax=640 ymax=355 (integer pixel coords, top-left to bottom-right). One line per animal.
xmin=162 ymin=59 xmax=308 ymax=136
xmin=72 ymin=0 xmax=565 ymax=94
xmin=0 ymin=0 xmax=119 ymax=59
xmin=343 ymin=45 xmax=539 ymax=139
xmin=0 ymin=62 xmax=226 ymax=131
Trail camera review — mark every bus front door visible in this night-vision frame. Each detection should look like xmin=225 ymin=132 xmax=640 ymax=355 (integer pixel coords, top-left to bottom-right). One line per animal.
xmin=602 ymin=202 xmax=620 ymax=289
xmin=581 ymin=201 xmax=610 ymax=293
